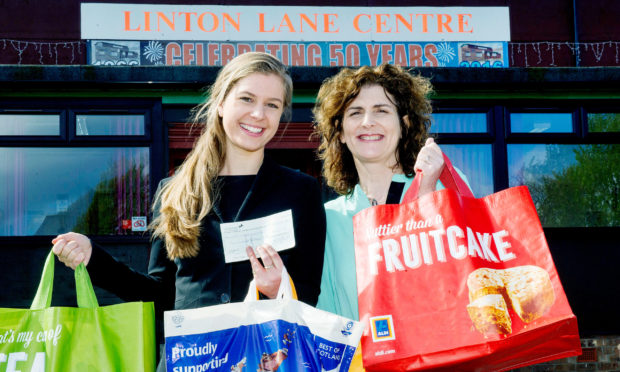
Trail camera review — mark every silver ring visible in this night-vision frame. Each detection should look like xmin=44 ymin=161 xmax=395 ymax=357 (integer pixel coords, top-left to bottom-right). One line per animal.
xmin=264 ymin=265 xmax=273 ymax=269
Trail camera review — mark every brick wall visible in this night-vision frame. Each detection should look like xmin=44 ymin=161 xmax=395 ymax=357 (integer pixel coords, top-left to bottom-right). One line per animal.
xmin=513 ymin=336 xmax=620 ymax=372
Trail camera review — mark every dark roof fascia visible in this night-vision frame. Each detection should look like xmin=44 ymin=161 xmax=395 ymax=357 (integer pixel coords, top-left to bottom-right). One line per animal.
xmin=0 ymin=65 xmax=619 ymax=91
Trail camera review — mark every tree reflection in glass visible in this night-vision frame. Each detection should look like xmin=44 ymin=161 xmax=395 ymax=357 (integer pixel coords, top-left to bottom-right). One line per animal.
xmin=508 ymin=142 xmax=620 ymax=227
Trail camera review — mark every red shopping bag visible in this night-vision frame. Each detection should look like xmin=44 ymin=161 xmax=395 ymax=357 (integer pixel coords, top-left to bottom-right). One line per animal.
xmin=353 ymin=154 xmax=581 ymax=371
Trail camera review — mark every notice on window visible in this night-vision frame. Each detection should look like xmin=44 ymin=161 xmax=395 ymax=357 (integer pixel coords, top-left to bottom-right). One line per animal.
xmin=132 ymin=216 xmax=147 ymax=232
xmin=220 ymin=210 xmax=296 ymax=263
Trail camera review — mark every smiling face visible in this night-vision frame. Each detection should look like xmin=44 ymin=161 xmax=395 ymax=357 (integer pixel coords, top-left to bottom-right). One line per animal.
xmin=218 ymin=72 xmax=285 ymax=157
xmin=340 ymin=84 xmax=403 ymax=169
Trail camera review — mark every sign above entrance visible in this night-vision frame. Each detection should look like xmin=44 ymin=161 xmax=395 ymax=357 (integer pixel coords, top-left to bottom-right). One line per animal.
xmin=81 ymin=4 xmax=510 ymax=42
xmin=87 ymin=40 xmax=509 ymax=68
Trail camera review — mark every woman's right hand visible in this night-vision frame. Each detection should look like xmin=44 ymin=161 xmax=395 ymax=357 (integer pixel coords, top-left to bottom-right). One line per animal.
xmin=246 ymin=244 xmax=284 ymax=299
xmin=51 ymin=232 xmax=92 ymax=270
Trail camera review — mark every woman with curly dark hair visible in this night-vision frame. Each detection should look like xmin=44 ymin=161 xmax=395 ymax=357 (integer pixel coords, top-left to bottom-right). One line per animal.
xmin=313 ymin=64 xmax=468 ymax=322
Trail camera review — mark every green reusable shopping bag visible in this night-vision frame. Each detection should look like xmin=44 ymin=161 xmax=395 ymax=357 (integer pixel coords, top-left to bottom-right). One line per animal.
xmin=0 ymin=251 xmax=156 ymax=372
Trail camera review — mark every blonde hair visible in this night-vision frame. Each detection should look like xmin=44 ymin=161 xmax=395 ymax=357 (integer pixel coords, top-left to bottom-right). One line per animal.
xmin=313 ymin=64 xmax=433 ymax=195
xmin=151 ymin=52 xmax=293 ymax=259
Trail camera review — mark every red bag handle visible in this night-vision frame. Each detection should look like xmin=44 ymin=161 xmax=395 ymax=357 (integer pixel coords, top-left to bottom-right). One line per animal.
xmin=402 ymin=152 xmax=474 ymax=203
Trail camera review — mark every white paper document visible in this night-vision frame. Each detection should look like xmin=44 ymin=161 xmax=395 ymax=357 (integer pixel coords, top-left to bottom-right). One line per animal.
xmin=220 ymin=210 xmax=296 ymax=263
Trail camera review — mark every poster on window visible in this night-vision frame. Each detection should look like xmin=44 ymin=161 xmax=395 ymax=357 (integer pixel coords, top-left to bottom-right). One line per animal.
xmin=87 ymin=40 xmax=509 ymax=67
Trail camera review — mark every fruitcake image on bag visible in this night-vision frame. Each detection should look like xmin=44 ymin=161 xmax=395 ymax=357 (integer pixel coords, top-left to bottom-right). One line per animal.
xmin=466 ymin=265 xmax=556 ymax=335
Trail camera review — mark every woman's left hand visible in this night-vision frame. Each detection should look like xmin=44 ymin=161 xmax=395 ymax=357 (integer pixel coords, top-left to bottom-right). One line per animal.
xmin=247 ymin=244 xmax=284 ymax=299
xmin=414 ymin=138 xmax=445 ymax=196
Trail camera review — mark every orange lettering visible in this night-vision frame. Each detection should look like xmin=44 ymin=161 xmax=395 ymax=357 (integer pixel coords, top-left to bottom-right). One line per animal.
xmin=166 ymin=43 xmax=181 ymax=65
xmin=437 ymin=14 xmax=453 ymax=33
xmin=381 ymin=44 xmax=392 ymax=63
xmin=259 ymin=14 xmax=274 ymax=32
xmin=198 ymin=12 xmax=218 ymax=32
xmin=353 ymin=14 xmax=371 ymax=33
xmin=323 ymin=14 xmax=339 ymax=33
xmin=266 ymin=44 xmax=280 ymax=56
xmin=124 ymin=11 xmax=140 ymax=31
xmin=458 ymin=14 xmax=473 ymax=33
xmin=281 ymin=44 xmax=289 ymax=64
xmin=424 ymin=44 xmax=438 ymax=66
xmin=375 ymin=14 xmax=391 ymax=33
xmin=157 ymin=12 xmax=175 ymax=31
xmin=178 ymin=12 xmax=196 ymax=31
xmin=307 ymin=44 xmax=322 ymax=65
xmin=416 ymin=14 xmax=433 ymax=33
xmin=300 ymin=14 xmax=318 ymax=32
xmin=291 ymin=44 xmax=305 ymax=66
xmin=223 ymin=13 xmax=240 ymax=32
xmin=237 ymin=43 xmax=252 ymax=55
xmin=144 ymin=12 xmax=152 ymax=31
xmin=208 ymin=43 xmax=219 ymax=65
xmin=278 ymin=14 xmax=295 ymax=32
xmin=195 ymin=43 xmax=204 ymax=65
xmin=221 ymin=43 xmax=236 ymax=64
xmin=330 ymin=44 xmax=344 ymax=66
xmin=408 ymin=44 xmax=423 ymax=66
xmin=366 ymin=44 xmax=381 ymax=66
xmin=346 ymin=44 xmax=360 ymax=65
xmin=395 ymin=14 xmax=413 ymax=32
xmin=394 ymin=44 xmax=407 ymax=66
xmin=183 ymin=43 xmax=194 ymax=65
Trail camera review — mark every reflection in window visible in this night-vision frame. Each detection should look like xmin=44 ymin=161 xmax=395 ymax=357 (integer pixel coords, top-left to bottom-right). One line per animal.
xmin=76 ymin=115 xmax=145 ymax=136
xmin=440 ymin=144 xmax=494 ymax=197
xmin=0 ymin=115 xmax=60 ymax=135
xmin=510 ymin=113 xmax=573 ymax=133
xmin=0 ymin=147 xmax=150 ymax=236
xmin=508 ymin=144 xmax=620 ymax=227
xmin=430 ymin=113 xmax=487 ymax=133
xmin=588 ymin=113 xmax=620 ymax=133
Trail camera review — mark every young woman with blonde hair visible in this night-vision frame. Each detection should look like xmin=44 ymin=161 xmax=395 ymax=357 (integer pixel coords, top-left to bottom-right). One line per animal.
xmin=52 ymin=52 xmax=326 ymax=370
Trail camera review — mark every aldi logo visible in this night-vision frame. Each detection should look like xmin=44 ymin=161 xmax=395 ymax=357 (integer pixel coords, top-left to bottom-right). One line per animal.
xmin=369 ymin=315 xmax=396 ymax=342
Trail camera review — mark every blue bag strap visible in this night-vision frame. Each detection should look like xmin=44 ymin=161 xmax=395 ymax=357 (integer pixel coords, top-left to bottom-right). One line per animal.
xmin=30 ymin=250 xmax=99 ymax=310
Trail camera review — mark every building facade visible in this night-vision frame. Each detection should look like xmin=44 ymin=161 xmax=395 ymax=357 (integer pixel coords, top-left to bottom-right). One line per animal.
xmin=1 ymin=0 xmax=619 ymax=369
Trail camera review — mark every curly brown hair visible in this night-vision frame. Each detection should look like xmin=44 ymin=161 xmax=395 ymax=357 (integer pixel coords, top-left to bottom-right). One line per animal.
xmin=312 ymin=64 xmax=433 ymax=196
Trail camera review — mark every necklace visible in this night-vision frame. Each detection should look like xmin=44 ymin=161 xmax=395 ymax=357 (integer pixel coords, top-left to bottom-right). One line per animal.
xmin=362 ymin=184 xmax=387 ymax=206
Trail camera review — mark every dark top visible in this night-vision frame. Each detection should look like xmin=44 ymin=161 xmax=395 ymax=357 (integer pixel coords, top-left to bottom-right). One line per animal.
xmin=386 ymin=181 xmax=405 ymax=204
xmin=87 ymin=156 xmax=327 ymax=315
xmin=217 ymin=174 xmax=259 ymax=301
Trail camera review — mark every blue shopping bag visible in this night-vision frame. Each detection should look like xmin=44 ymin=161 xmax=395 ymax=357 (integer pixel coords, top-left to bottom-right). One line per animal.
xmin=164 ymin=267 xmax=362 ymax=372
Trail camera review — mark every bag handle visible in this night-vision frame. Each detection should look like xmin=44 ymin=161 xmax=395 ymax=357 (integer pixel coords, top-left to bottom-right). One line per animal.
xmin=244 ymin=265 xmax=298 ymax=302
xmin=402 ymin=152 xmax=474 ymax=203
xmin=30 ymin=250 xmax=99 ymax=310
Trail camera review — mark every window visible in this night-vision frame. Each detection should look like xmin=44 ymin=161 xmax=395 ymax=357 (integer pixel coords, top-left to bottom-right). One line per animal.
xmin=76 ymin=114 xmax=145 ymax=136
xmin=505 ymin=106 xmax=620 ymax=227
xmin=510 ymin=112 xmax=574 ymax=133
xmin=507 ymin=144 xmax=620 ymax=227
xmin=441 ymin=144 xmax=494 ymax=198
xmin=431 ymin=107 xmax=494 ymax=198
xmin=0 ymin=114 xmax=60 ymax=136
xmin=433 ymin=103 xmax=620 ymax=228
xmin=0 ymin=100 xmax=162 ymax=237
xmin=430 ymin=113 xmax=487 ymax=133
xmin=587 ymin=113 xmax=620 ymax=133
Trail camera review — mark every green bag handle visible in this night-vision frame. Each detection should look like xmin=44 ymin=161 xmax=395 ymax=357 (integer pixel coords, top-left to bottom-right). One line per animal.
xmin=30 ymin=250 xmax=99 ymax=310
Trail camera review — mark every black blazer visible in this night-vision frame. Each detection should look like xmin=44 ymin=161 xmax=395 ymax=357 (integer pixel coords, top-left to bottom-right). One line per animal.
xmin=87 ymin=157 xmax=327 ymax=314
